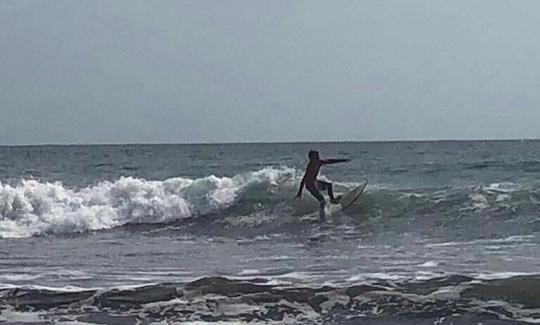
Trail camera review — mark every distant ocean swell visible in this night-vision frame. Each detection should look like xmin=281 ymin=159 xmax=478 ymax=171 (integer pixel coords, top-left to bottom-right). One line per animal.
xmin=0 ymin=167 xmax=539 ymax=238
xmin=2 ymin=275 xmax=540 ymax=323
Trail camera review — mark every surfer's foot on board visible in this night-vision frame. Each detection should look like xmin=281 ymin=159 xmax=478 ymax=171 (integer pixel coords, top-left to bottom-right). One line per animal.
xmin=330 ymin=196 xmax=342 ymax=204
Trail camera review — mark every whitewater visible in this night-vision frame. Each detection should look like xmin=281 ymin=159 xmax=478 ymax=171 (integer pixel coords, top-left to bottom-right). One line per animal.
xmin=0 ymin=167 xmax=297 ymax=238
xmin=1 ymin=141 xmax=540 ymax=324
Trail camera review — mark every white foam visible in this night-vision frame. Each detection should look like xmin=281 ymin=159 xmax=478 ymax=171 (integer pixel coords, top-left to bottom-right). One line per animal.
xmin=239 ymin=269 xmax=261 ymax=275
xmin=425 ymin=235 xmax=535 ymax=248
xmin=0 ymin=167 xmax=296 ymax=238
xmin=484 ymin=182 xmax=521 ymax=193
xmin=475 ymin=272 xmax=538 ymax=280
xmin=0 ymin=307 xmax=44 ymax=323
xmin=0 ymin=274 xmax=42 ymax=281
xmin=419 ymin=261 xmax=439 ymax=268
xmin=347 ymin=273 xmax=405 ymax=282
xmin=470 ymin=193 xmax=489 ymax=210
xmin=242 ymin=255 xmax=295 ymax=262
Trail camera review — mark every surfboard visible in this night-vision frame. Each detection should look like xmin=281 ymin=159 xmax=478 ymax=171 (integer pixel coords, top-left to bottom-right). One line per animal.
xmin=337 ymin=181 xmax=368 ymax=209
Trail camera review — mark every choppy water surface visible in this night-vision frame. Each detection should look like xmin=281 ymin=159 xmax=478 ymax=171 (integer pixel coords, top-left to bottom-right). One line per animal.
xmin=1 ymin=141 xmax=540 ymax=324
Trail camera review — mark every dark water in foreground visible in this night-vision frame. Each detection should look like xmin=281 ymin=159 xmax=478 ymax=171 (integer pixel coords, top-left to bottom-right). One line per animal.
xmin=1 ymin=141 xmax=540 ymax=324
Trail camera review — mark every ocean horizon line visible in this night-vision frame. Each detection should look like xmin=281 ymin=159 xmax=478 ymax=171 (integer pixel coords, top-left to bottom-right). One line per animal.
xmin=1 ymin=137 xmax=539 ymax=147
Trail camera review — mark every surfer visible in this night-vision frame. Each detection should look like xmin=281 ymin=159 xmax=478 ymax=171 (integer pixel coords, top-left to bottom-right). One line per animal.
xmin=294 ymin=150 xmax=351 ymax=215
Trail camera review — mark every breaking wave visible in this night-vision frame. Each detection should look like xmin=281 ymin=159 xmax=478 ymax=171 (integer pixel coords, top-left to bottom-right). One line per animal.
xmin=0 ymin=167 xmax=297 ymax=238
xmin=1 ymin=167 xmax=539 ymax=238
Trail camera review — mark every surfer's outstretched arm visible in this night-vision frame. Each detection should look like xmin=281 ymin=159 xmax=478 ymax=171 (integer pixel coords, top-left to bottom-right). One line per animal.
xmin=321 ymin=158 xmax=351 ymax=165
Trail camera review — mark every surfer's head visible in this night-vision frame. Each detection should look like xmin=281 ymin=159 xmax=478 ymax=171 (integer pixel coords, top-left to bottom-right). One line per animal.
xmin=308 ymin=150 xmax=320 ymax=160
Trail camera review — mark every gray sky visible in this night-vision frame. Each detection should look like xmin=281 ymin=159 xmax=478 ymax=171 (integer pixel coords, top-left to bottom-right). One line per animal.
xmin=1 ymin=0 xmax=540 ymax=144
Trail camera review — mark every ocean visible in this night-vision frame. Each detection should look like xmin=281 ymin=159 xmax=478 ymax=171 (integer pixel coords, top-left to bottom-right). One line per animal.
xmin=1 ymin=141 xmax=540 ymax=324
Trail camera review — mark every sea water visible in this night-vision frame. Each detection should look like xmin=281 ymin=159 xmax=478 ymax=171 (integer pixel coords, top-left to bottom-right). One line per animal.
xmin=1 ymin=141 xmax=540 ymax=324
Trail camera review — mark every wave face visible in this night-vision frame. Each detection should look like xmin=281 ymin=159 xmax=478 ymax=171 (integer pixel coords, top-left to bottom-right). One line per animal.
xmin=1 ymin=166 xmax=540 ymax=238
xmin=1 ymin=275 xmax=540 ymax=324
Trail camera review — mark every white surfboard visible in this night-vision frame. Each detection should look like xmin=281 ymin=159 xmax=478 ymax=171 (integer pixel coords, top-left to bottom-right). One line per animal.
xmin=337 ymin=181 xmax=368 ymax=209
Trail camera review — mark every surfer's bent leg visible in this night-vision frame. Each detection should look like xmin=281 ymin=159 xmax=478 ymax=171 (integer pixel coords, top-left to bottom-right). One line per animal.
xmin=308 ymin=187 xmax=326 ymax=210
xmin=308 ymin=188 xmax=326 ymax=219
xmin=317 ymin=181 xmax=337 ymax=204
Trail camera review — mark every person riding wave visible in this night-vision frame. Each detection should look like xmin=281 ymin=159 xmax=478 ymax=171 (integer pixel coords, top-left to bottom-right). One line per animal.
xmin=294 ymin=150 xmax=351 ymax=217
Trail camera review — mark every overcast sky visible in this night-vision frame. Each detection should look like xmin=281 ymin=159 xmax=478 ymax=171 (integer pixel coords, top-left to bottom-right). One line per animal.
xmin=1 ymin=0 xmax=540 ymax=144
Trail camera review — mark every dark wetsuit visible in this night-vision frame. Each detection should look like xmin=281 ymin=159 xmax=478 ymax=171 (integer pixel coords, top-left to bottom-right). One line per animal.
xmin=296 ymin=155 xmax=349 ymax=218
xmin=301 ymin=159 xmax=344 ymax=208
